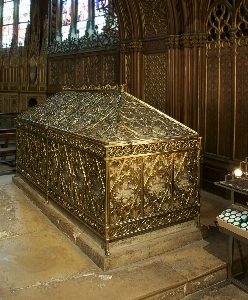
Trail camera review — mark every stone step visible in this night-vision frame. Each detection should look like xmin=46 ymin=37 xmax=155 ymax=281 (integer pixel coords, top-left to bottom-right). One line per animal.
xmin=105 ymin=230 xmax=248 ymax=299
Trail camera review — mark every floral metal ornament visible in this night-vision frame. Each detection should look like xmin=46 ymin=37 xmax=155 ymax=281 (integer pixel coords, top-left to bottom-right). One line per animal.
xmin=16 ymin=85 xmax=201 ymax=256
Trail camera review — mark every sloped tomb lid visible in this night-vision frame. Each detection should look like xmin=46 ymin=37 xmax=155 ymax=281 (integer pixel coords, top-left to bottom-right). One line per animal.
xmin=18 ymin=89 xmax=199 ymax=144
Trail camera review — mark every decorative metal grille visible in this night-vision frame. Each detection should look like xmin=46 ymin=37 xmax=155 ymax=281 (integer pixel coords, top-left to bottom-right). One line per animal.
xmin=16 ymin=86 xmax=201 ymax=255
xmin=48 ymin=0 xmax=120 ymax=55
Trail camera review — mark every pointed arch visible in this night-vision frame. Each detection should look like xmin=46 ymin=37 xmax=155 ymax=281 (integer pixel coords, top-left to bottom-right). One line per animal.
xmin=206 ymin=2 xmax=232 ymax=42
xmin=234 ymin=0 xmax=248 ymax=37
xmin=167 ymin=0 xmax=183 ymax=35
xmin=115 ymin=0 xmax=143 ymax=40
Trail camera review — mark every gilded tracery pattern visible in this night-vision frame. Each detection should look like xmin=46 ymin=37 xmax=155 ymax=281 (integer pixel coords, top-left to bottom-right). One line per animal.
xmin=144 ymin=53 xmax=167 ymax=113
xmin=16 ymin=89 xmax=201 ymax=253
xmin=236 ymin=0 xmax=248 ymax=38
xmin=207 ymin=4 xmax=232 ymax=43
xmin=138 ymin=0 xmax=168 ymax=36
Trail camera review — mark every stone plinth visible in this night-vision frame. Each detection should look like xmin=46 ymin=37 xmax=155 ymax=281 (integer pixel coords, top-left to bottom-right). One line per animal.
xmin=13 ymin=174 xmax=206 ymax=271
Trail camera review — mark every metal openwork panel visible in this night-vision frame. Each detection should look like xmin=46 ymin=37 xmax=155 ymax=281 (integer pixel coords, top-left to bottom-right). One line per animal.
xmin=16 ymin=85 xmax=201 ymax=255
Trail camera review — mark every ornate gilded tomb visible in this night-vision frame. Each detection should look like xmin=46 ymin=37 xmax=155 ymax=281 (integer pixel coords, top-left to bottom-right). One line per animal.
xmin=15 ymin=86 xmax=201 ymax=256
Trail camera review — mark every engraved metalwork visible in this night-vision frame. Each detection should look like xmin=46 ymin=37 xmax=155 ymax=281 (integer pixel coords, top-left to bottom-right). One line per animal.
xmin=16 ymin=88 xmax=201 ymax=256
xmin=48 ymin=0 xmax=120 ymax=55
xmin=62 ymin=84 xmax=125 ymax=91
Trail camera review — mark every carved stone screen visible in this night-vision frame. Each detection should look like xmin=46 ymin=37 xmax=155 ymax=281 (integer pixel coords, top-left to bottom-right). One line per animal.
xmin=16 ymin=86 xmax=201 ymax=255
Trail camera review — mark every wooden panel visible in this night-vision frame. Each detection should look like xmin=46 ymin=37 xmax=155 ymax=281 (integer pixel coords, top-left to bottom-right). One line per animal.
xmin=205 ymin=44 xmax=218 ymax=155
xmin=144 ymin=53 xmax=167 ymax=113
xmin=219 ymin=42 xmax=232 ymax=158
xmin=235 ymin=40 xmax=248 ymax=160
xmin=47 ymin=51 xmax=119 ymax=93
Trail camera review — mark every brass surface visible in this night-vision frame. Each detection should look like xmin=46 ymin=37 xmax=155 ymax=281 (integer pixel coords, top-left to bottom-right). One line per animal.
xmin=62 ymin=84 xmax=126 ymax=92
xmin=16 ymin=89 xmax=201 ymax=255
xmin=18 ymin=89 xmax=198 ymax=143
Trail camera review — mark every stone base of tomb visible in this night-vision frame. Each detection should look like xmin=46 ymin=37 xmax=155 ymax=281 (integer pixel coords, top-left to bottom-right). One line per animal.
xmin=13 ymin=174 xmax=209 ymax=272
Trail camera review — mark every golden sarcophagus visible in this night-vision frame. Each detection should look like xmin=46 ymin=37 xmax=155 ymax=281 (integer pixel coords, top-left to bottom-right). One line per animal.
xmin=15 ymin=86 xmax=201 ymax=255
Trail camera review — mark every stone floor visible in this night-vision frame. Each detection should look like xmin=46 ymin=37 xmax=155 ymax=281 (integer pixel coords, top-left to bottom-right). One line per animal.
xmin=183 ymin=281 xmax=248 ymax=300
xmin=1 ymin=166 xmax=248 ymax=299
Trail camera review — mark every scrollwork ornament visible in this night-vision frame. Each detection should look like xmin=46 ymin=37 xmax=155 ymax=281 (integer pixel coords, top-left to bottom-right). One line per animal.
xmin=62 ymin=84 xmax=126 ymax=92
xmin=165 ymin=36 xmax=180 ymax=49
xmin=48 ymin=0 xmax=120 ymax=55
xmin=129 ymin=41 xmax=143 ymax=52
xmin=180 ymin=35 xmax=191 ymax=48
xmin=119 ymin=43 xmax=130 ymax=53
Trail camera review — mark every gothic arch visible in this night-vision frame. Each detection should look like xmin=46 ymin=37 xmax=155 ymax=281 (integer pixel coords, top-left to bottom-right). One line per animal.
xmin=115 ymin=0 xmax=175 ymax=40
xmin=166 ymin=0 xmax=182 ymax=35
xmin=206 ymin=2 xmax=232 ymax=42
xmin=206 ymin=0 xmax=233 ymax=29
xmin=113 ymin=0 xmax=143 ymax=40
xmin=113 ymin=0 xmax=132 ymax=40
xmin=234 ymin=0 xmax=248 ymax=36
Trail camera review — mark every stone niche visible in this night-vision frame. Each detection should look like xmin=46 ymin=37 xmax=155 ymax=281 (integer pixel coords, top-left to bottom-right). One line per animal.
xmin=14 ymin=85 xmax=202 ymax=270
